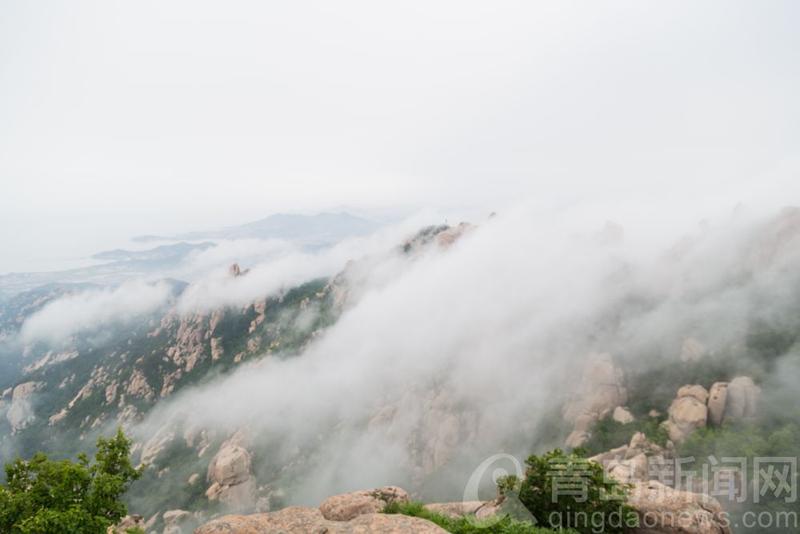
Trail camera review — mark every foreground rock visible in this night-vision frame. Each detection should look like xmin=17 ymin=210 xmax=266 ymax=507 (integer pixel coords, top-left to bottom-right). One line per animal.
xmin=423 ymin=500 xmax=500 ymax=520
xmin=319 ymin=486 xmax=409 ymax=521
xmin=589 ymin=434 xmax=730 ymax=533
xmin=629 ymin=480 xmax=731 ymax=534
xmin=194 ymin=506 xmax=446 ymax=533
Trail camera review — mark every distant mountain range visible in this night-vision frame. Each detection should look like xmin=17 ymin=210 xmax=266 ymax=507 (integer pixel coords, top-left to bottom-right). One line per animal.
xmin=133 ymin=212 xmax=379 ymax=246
xmin=0 ymin=213 xmax=380 ymax=297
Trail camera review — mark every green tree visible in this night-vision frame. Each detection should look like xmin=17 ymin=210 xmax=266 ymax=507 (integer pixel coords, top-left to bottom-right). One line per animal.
xmin=510 ymin=449 xmax=637 ymax=534
xmin=0 ymin=429 xmax=141 ymax=534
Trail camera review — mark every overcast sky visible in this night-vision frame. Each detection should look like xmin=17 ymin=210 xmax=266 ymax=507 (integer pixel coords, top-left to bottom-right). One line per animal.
xmin=1 ymin=1 xmax=799 ymax=272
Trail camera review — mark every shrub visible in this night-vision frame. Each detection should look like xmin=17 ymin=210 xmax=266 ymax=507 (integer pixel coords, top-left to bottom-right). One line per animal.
xmin=580 ymin=415 xmax=668 ymax=456
xmin=0 ymin=429 xmax=141 ymax=534
xmin=513 ymin=449 xmax=637 ymax=534
xmin=384 ymin=500 xmax=575 ymax=534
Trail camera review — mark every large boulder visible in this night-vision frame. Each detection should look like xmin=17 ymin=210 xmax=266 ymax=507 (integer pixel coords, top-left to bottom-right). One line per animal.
xmin=319 ymin=486 xmax=409 ymax=521
xmin=664 ymin=385 xmax=708 ymax=443
xmin=613 ymin=406 xmax=635 ymax=424
xmin=194 ymin=505 xmax=447 ymax=534
xmin=707 ymin=382 xmax=728 ymax=426
xmin=628 ymin=480 xmax=731 ymax=533
xmin=725 ymin=376 xmax=760 ymax=420
xmin=206 ymin=430 xmax=256 ymax=511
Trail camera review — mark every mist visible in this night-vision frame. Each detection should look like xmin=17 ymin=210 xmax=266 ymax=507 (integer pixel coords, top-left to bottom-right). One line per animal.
xmin=3 ymin=1 xmax=800 ymax=273
xmin=129 ymin=200 xmax=800 ymax=505
xmin=20 ymin=280 xmax=174 ymax=344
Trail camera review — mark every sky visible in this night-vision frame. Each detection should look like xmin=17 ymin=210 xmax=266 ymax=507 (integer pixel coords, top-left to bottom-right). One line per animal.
xmin=1 ymin=1 xmax=799 ymax=272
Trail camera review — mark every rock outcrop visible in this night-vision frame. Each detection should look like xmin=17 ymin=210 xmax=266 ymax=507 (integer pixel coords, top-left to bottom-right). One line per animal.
xmin=628 ymin=480 xmax=731 ymax=534
xmin=707 ymin=382 xmax=728 ymax=426
xmin=725 ymin=376 xmax=760 ymax=420
xmin=196 ymin=503 xmax=446 ymax=534
xmin=319 ymin=486 xmax=409 ymax=521
xmin=589 ymin=432 xmax=675 ymax=485
xmin=563 ymin=352 xmax=628 ymax=448
xmin=206 ymin=431 xmax=256 ymax=511
xmin=590 ymin=434 xmax=730 ymax=533
xmin=664 ymin=385 xmax=708 ymax=443
xmin=613 ymin=406 xmax=635 ymax=424
xmin=163 ymin=509 xmax=195 ymax=534
xmin=6 ymin=381 xmax=43 ymax=433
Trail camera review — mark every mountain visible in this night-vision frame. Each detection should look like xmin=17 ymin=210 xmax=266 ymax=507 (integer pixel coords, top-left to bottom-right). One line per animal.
xmin=0 ymin=213 xmax=378 ymax=298
xmin=91 ymin=242 xmax=215 ymax=262
xmin=3 ymin=213 xmax=800 ymax=533
xmin=0 ymin=242 xmax=214 ymax=298
xmin=134 ymin=212 xmax=380 ymax=247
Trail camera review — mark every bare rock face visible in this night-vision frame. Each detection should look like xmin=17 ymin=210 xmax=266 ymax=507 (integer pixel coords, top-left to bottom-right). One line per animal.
xmin=565 ymin=429 xmax=591 ymax=449
xmin=589 ymin=432 xmax=674 ymax=485
xmin=7 ymin=381 xmax=43 ymax=433
xmin=319 ymin=486 xmax=409 ymax=521
xmin=676 ymin=385 xmax=709 ymax=404
xmin=139 ymin=426 xmax=176 ymax=467
xmin=725 ymin=376 xmax=760 ymax=420
xmin=126 ymin=368 xmax=155 ymax=400
xmin=563 ymin=352 xmax=627 ymax=447
xmin=195 ymin=505 xmax=447 ymax=534
xmin=613 ymin=406 xmax=635 ymax=424
xmin=628 ymin=480 xmax=731 ymax=534
xmin=163 ymin=509 xmax=194 ymax=534
xmin=206 ymin=431 xmax=256 ymax=511
xmin=664 ymin=385 xmax=708 ymax=443
xmin=707 ymin=382 xmax=728 ymax=426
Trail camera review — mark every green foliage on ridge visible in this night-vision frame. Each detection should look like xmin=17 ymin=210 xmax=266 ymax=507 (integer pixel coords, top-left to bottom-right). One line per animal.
xmin=0 ymin=429 xmax=141 ymax=534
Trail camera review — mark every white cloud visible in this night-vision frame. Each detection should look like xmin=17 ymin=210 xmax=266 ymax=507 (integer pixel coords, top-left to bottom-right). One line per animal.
xmin=139 ymin=201 xmax=800 ymax=504
xmin=21 ymin=280 xmax=173 ymax=344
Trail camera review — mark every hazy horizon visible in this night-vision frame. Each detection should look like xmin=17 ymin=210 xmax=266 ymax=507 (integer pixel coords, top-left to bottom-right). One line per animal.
xmin=3 ymin=1 xmax=800 ymax=272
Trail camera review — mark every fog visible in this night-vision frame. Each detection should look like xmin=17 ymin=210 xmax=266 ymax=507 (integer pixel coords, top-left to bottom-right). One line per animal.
xmin=128 ymin=199 xmax=800 ymax=504
xmin=20 ymin=280 xmax=174 ymax=344
xmin=2 ymin=0 xmax=800 ymax=521
xmin=2 ymin=1 xmax=800 ymax=272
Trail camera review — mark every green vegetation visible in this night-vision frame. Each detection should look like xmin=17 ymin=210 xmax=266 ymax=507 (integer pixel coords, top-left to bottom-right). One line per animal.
xmin=512 ymin=449 xmax=637 ymax=534
xmin=388 ymin=449 xmax=634 ymax=534
xmin=0 ymin=429 xmax=141 ymax=534
xmin=384 ymin=501 xmax=575 ymax=534
xmin=677 ymin=421 xmax=800 ymax=534
xmin=579 ymin=415 xmax=668 ymax=456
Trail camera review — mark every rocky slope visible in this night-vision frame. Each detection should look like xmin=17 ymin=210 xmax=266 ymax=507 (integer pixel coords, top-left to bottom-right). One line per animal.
xmin=5 ymin=209 xmax=800 ymax=533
